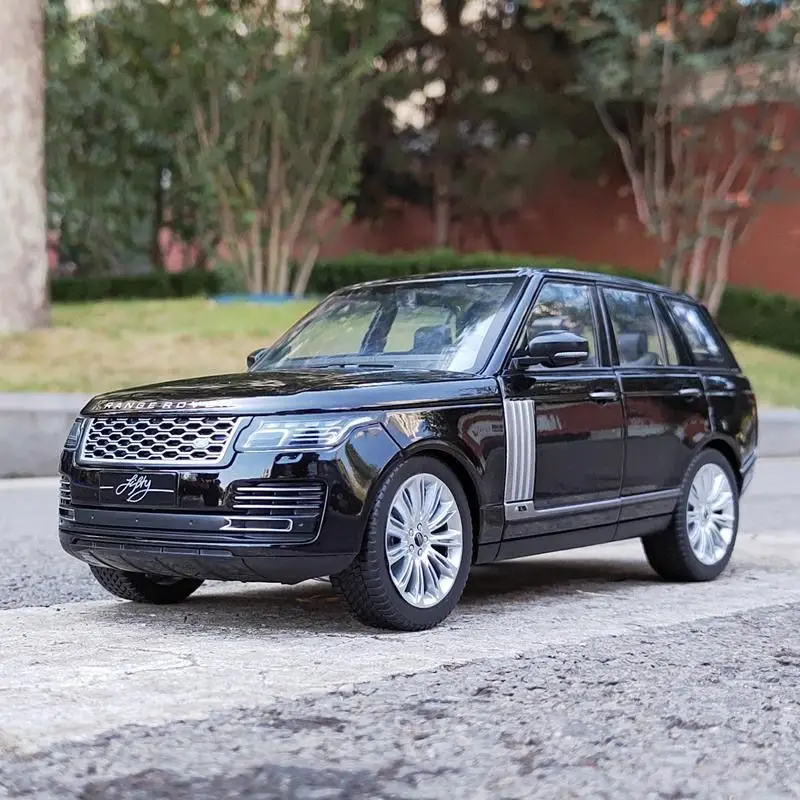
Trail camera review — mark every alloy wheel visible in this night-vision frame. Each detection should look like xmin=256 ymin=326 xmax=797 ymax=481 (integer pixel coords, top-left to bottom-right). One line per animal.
xmin=687 ymin=463 xmax=736 ymax=565
xmin=384 ymin=473 xmax=464 ymax=608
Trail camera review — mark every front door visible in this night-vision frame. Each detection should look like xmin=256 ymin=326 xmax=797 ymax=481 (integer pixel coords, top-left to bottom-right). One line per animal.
xmin=500 ymin=280 xmax=625 ymax=539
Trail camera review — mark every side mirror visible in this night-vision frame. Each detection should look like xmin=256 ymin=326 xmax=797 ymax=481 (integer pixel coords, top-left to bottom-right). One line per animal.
xmin=515 ymin=330 xmax=590 ymax=369
xmin=247 ymin=348 xmax=267 ymax=370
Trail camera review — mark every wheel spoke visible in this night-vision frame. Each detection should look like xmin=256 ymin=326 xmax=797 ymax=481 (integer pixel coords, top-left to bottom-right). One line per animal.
xmin=410 ymin=560 xmax=425 ymax=604
xmin=709 ymin=523 xmax=724 ymax=554
xmin=420 ymin=557 xmax=442 ymax=601
xmin=428 ymin=547 xmax=459 ymax=579
xmin=387 ymin=542 xmax=408 ymax=566
xmin=422 ymin=481 xmax=443 ymax=526
xmin=706 ymin=475 xmax=725 ymax=508
xmin=428 ymin=500 xmax=457 ymax=532
xmin=390 ymin=500 xmax=410 ymax=529
xmin=429 ymin=529 xmax=462 ymax=547
xmin=710 ymin=490 xmax=733 ymax=513
xmin=386 ymin=517 xmax=407 ymax=541
xmin=712 ymin=517 xmax=732 ymax=545
xmin=688 ymin=522 xmax=702 ymax=548
xmin=712 ymin=511 xmax=735 ymax=529
xmin=395 ymin=554 xmax=414 ymax=589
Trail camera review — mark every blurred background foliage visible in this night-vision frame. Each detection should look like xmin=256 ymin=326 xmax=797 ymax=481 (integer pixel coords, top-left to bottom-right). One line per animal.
xmin=44 ymin=0 xmax=609 ymax=286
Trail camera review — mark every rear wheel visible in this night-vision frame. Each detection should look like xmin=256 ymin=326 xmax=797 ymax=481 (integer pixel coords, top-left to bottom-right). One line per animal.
xmin=332 ymin=456 xmax=473 ymax=631
xmin=642 ymin=449 xmax=739 ymax=582
xmin=89 ymin=566 xmax=204 ymax=604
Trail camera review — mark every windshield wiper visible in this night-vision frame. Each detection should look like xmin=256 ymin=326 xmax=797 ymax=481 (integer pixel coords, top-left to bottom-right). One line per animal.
xmin=320 ymin=361 xmax=396 ymax=370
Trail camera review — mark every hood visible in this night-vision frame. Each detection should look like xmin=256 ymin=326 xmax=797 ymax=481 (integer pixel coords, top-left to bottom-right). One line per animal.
xmin=83 ymin=368 xmax=500 ymax=416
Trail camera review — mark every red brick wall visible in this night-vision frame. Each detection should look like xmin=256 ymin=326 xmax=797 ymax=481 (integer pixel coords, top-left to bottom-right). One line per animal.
xmin=324 ymin=168 xmax=800 ymax=298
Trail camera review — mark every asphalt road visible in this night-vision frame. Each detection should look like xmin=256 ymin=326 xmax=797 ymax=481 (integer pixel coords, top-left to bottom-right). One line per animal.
xmin=0 ymin=460 xmax=798 ymax=799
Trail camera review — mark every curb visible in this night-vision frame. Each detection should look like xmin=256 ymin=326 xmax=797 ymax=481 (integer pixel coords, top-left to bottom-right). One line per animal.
xmin=0 ymin=394 xmax=798 ymax=478
xmin=0 ymin=393 xmax=90 ymax=479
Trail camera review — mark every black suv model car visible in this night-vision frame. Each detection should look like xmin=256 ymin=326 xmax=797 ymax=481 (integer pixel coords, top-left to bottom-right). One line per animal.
xmin=59 ymin=268 xmax=757 ymax=630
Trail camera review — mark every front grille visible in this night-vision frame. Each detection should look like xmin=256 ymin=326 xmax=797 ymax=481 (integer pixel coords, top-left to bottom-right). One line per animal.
xmin=59 ymin=476 xmax=72 ymax=506
xmin=225 ymin=480 xmax=326 ymax=537
xmin=79 ymin=416 xmax=244 ymax=466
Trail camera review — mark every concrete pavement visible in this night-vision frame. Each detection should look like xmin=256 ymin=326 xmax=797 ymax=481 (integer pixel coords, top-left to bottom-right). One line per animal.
xmin=0 ymin=459 xmax=798 ymax=797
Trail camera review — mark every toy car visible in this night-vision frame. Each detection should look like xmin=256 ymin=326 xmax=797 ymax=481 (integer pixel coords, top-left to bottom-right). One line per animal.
xmin=59 ymin=268 xmax=757 ymax=630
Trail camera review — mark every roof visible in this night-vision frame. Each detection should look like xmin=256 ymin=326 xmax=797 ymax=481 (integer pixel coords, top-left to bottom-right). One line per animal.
xmin=345 ymin=266 xmax=688 ymax=299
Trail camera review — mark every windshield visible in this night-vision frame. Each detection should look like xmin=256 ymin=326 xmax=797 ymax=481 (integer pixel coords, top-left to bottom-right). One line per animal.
xmin=254 ymin=277 xmax=523 ymax=375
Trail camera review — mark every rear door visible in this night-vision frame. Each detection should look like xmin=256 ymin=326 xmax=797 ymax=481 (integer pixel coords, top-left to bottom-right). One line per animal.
xmin=664 ymin=297 xmax=757 ymax=474
xmin=500 ymin=279 xmax=625 ymax=538
xmin=599 ymin=286 xmax=711 ymax=505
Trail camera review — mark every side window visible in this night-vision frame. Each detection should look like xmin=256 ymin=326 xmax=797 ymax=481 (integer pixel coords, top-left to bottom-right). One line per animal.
xmin=603 ymin=288 xmax=666 ymax=367
xmin=524 ymin=282 xmax=598 ymax=367
xmin=666 ymin=300 xmax=731 ymax=367
xmin=654 ymin=301 xmax=681 ymax=366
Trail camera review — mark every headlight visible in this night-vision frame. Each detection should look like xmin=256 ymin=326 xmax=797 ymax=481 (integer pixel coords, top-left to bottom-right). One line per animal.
xmin=235 ymin=414 xmax=378 ymax=452
xmin=64 ymin=416 xmax=86 ymax=451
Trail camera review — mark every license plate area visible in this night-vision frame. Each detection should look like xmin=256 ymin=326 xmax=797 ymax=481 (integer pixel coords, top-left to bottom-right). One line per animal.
xmin=98 ymin=471 xmax=178 ymax=508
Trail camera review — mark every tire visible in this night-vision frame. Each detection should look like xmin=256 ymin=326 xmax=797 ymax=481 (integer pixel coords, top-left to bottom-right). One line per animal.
xmin=331 ymin=456 xmax=473 ymax=631
xmin=642 ymin=448 xmax=739 ymax=582
xmin=89 ymin=566 xmax=204 ymax=604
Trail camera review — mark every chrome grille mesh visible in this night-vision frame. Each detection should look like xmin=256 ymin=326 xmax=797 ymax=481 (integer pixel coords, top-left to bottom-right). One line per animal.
xmin=79 ymin=415 xmax=243 ymax=466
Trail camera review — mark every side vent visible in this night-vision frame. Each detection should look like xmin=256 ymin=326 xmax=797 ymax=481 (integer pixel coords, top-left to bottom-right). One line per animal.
xmin=503 ymin=399 xmax=536 ymax=503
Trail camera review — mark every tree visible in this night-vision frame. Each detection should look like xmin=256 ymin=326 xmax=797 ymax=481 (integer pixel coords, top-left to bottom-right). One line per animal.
xmin=526 ymin=0 xmax=800 ymax=315
xmin=356 ymin=0 xmax=604 ymax=249
xmin=0 ymin=0 xmax=48 ymax=333
xmin=46 ymin=0 xmax=218 ymax=276
xmin=119 ymin=0 xmax=402 ymax=296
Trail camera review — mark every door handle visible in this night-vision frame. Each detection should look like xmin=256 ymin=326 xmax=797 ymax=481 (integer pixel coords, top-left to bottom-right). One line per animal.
xmin=679 ymin=387 xmax=702 ymax=398
xmin=589 ymin=390 xmax=618 ymax=403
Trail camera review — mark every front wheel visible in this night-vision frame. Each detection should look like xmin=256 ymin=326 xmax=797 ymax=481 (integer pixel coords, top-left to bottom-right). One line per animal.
xmin=642 ymin=449 xmax=739 ymax=582
xmin=332 ymin=456 xmax=473 ymax=631
xmin=89 ymin=566 xmax=204 ymax=604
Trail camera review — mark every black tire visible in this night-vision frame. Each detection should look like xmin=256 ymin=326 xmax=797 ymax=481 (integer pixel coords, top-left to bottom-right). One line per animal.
xmin=642 ymin=448 xmax=739 ymax=582
xmin=331 ymin=456 xmax=473 ymax=632
xmin=89 ymin=566 xmax=204 ymax=604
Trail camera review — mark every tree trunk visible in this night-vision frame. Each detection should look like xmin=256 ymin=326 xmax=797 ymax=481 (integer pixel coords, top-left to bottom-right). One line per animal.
xmin=291 ymin=243 xmax=320 ymax=298
xmin=433 ymin=164 xmax=451 ymax=248
xmin=685 ymin=234 xmax=710 ymax=299
xmin=480 ymin=212 xmax=503 ymax=252
xmin=150 ymin=166 xmax=165 ymax=271
xmin=265 ymin=122 xmax=282 ymax=295
xmin=0 ymin=0 xmax=48 ymax=333
xmin=704 ymin=220 xmax=736 ymax=318
xmin=277 ymin=242 xmax=291 ymax=296
xmin=249 ymin=214 xmax=264 ymax=295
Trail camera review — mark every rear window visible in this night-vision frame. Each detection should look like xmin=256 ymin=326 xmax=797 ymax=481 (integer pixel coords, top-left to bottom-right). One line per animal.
xmin=666 ymin=300 xmax=734 ymax=368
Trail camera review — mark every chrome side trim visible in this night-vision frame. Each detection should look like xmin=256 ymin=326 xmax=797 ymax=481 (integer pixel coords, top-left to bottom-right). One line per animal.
xmin=220 ymin=516 xmax=294 ymax=533
xmin=504 ymin=489 xmax=680 ymax=522
xmin=741 ymin=448 xmax=757 ymax=474
xmin=503 ymin=398 xmax=536 ymax=503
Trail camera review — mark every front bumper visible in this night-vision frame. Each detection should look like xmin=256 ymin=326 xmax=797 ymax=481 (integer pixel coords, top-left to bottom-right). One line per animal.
xmin=59 ymin=425 xmax=400 ymax=584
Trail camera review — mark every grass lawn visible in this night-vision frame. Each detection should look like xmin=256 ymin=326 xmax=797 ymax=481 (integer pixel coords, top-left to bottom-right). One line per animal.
xmin=0 ymin=298 xmax=315 ymax=394
xmin=1 ymin=298 xmax=798 ymax=407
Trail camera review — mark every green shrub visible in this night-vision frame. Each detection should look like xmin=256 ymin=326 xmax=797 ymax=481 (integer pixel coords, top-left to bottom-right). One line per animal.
xmin=50 ymin=250 xmax=800 ymax=355
xmin=717 ymin=285 xmax=800 ymax=356
xmin=51 ymin=269 xmax=221 ymax=303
